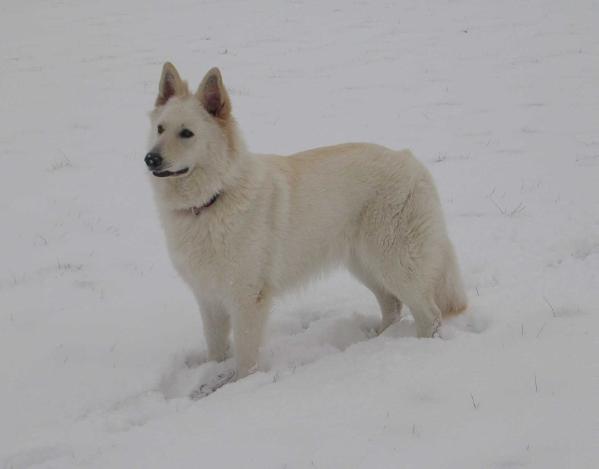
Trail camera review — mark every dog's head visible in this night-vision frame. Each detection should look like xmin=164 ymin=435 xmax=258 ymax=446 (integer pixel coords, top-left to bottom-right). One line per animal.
xmin=146 ymin=63 xmax=242 ymax=206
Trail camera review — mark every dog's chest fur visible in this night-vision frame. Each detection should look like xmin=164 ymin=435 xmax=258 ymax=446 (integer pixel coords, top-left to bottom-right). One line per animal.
xmin=158 ymin=197 xmax=268 ymax=302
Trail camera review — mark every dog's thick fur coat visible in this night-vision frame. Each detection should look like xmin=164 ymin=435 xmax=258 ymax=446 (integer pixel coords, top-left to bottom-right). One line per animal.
xmin=147 ymin=63 xmax=467 ymax=378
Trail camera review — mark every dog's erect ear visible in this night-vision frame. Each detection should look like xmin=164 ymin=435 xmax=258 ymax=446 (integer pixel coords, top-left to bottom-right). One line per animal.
xmin=156 ymin=62 xmax=187 ymax=107
xmin=196 ymin=67 xmax=231 ymax=119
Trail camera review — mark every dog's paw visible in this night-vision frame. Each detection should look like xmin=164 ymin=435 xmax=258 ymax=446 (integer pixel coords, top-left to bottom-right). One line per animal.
xmin=189 ymin=369 xmax=236 ymax=400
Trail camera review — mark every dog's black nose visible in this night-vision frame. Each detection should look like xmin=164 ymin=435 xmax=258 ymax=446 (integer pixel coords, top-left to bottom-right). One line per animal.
xmin=145 ymin=152 xmax=163 ymax=170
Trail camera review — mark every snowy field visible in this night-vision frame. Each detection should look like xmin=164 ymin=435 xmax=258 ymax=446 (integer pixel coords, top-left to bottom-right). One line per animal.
xmin=1 ymin=0 xmax=598 ymax=467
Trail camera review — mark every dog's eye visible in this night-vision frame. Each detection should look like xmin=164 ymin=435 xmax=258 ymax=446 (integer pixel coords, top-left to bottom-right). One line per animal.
xmin=179 ymin=128 xmax=194 ymax=139
xmin=157 ymin=124 xmax=165 ymax=134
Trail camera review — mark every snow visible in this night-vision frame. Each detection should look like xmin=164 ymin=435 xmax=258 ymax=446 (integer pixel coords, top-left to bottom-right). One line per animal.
xmin=1 ymin=0 xmax=598 ymax=467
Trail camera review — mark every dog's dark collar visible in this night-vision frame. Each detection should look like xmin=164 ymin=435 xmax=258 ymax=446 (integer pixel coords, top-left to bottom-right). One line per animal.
xmin=180 ymin=192 xmax=221 ymax=216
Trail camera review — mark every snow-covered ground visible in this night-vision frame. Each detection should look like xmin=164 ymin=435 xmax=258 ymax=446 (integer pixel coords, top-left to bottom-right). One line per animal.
xmin=1 ymin=0 xmax=598 ymax=467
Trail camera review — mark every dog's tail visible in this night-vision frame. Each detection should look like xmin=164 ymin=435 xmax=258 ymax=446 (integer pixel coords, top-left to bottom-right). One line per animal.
xmin=436 ymin=243 xmax=468 ymax=317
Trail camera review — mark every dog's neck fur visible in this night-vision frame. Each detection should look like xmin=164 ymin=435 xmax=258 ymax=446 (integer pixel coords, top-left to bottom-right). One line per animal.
xmin=176 ymin=191 xmax=221 ymax=216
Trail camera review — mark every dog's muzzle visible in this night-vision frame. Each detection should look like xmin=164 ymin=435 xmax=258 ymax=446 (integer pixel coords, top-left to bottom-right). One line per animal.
xmin=145 ymin=152 xmax=189 ymax=177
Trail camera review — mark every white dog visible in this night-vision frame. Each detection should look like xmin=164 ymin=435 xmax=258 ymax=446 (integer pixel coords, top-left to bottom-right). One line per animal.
xmin=146 ymin=63 xmax=467 ymax=381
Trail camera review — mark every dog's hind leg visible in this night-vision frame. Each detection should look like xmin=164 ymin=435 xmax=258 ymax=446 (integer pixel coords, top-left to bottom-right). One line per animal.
xmin=358 ymin=229 xmax=445 ymax=338
xmin=349 ymin=259 xmax=403 ymax=334
xmin=401 ymin=290 xmax=443 ymax=338
xmin=376 ymin=255 xmax=444 ymax=338
xmin=360 ymin=266 xmax=442 ymax=338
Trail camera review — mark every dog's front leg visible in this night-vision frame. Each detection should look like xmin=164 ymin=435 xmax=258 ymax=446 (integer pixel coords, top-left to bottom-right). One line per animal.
xmin=231 ymin=290 xmax=271 ymax=379
xmin=197 ymin=298 xmax=231 ymax=363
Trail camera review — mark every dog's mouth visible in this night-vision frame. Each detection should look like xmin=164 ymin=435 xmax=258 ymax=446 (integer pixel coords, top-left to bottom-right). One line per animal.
xmin=152 ymin=168 xmax=189 ymax=178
